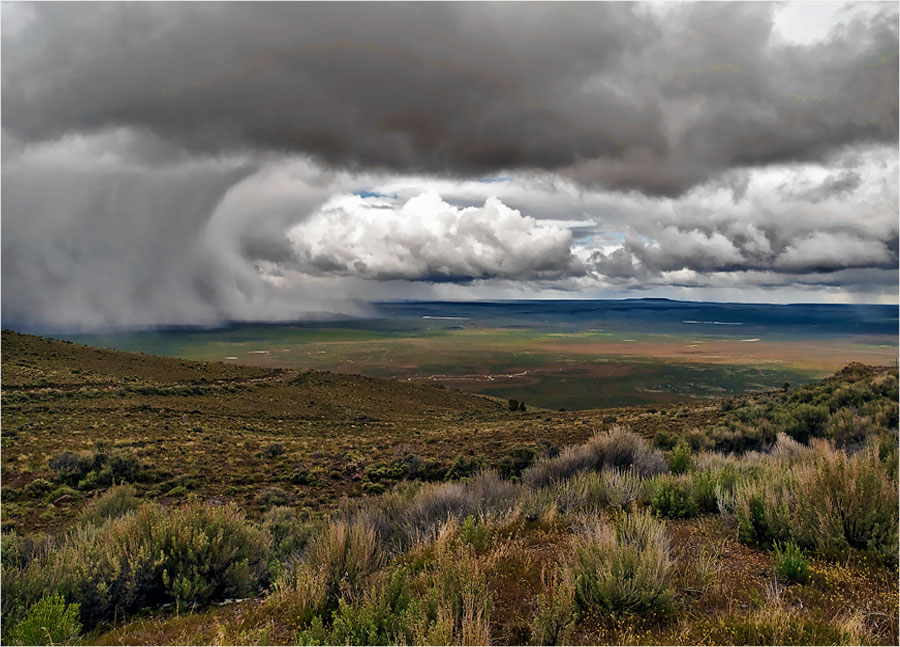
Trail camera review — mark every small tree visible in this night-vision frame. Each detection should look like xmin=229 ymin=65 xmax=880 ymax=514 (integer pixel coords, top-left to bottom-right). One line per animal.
xmin=508 ymin=399 xmax=519 ymax=411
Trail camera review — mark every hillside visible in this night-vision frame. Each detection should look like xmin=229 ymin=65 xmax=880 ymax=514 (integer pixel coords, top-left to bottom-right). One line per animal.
xmin=1 ymin=330 xmax=721 ymax=532
xmin=1 ymin=330 xmax=898 ymax=646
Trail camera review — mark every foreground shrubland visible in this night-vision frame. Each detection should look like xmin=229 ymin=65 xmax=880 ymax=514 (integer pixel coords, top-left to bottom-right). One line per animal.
xmin=2 ymin=364 xmax=897 ymax=645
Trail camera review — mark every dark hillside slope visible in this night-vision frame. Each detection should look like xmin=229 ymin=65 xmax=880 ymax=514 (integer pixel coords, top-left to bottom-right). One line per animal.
xmin=2 ymin=330 xmax=579 ymax=531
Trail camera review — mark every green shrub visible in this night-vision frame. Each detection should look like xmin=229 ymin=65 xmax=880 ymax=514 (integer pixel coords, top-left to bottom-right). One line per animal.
xmin=787 ymin=445 xmax=898 ymax=563
xmin=405 ymin=542 xmax=493 ymax=645
xmin=825 ymin=408 xmax=869 ymax=447
xmin=164 ymin=485 xmax=189 ymax=498
xmin=47 ymin=447 xmax=143 ymax=491
xmin=106 ymin=449 xmax=141 ymax=482
xmin=649 ymin=476 xmax=699 ymax=519
xmin=2 ymin=502 xmax=270 ymax=629
xmin=255 ymin=486 xmax=290 ymax=508
xmin=653 ymin=429 xmax=676 ymax=451
xmin=734 ymin=480 xmax=791 ymax=549
xmin=396 ymin=453 xmax=446 ymax=481
xmin=263 ymin=507 xmax=324 ymax=566
xmin=78 ymin=485 xmax=140 ymax=526
xmin=496 ymin=446 xmax=537 ymax=479
xmin=508 ymin=399 xmax=520 ymax=411
xmin=709 ymin=419 xmax=776 ymax=453
xmin=9 ymin=594 xmax=81 ymax=646
xmin=25 ymin=479 xmax=54 ymax=497
xmin=47 ymin=451 xmax=94 ymax=485
xmin=530 ymin=567 xmax=575 ymax=645
xmin=44 ymin=486 xmax=79 ymax=505
xmin=445 ymin=455 xmax=479 ymax=481
xmin=773 ymin=542 xmax=809 ymax=584
xmin=294 ymin=565 xmax=413 ymax=645
xmin=263 ymin=443 xmax=286 ymax=459
xmin=668 ymin=441 xmax=693 ymax=475
xmin=735 ymin=445 xmax=898 ymax=564
xmin=362 ymin=462 xmax=405 ymax=485
xmin=290 ymin=467 xmax=322 ymax=486
xmin=458 ymin=515 xmax=492 ymax=552
xmin=1 ymin=532 xmax=50 ymax=572
xmin=830 ymin=382 xmax=876 ymax=411
xmin=690 ymin=470 xmax=720 ymax=514
xmin=280 ymin=520 xmax=384 ymax=613
xmin=293 ymin=542 xmax=491 ymax=645
xmin=778 ymin=404 xmax=828 ymax=444
xmin=362 ymin=481 xmax=386 ymax=495
xmin=570 ymin=511 xmax=672 ymax=617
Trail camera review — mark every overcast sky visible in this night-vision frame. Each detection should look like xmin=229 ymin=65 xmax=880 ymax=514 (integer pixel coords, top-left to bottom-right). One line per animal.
xmin=2 ymin=1 xmax=897 ymax=330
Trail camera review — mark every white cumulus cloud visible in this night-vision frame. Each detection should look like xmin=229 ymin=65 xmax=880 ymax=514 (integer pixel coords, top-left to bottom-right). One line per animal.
xmin=287 ymin=192 xmax=580 ymax=282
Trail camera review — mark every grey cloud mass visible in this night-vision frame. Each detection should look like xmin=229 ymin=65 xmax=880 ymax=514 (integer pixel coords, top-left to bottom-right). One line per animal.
xmin=3 ymin=2 xmax=897 ymax=194
xmin=1 ymin=2 xmax=898 ymax=330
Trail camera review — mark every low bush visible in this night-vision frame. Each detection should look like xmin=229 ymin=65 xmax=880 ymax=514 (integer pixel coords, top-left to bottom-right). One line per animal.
xmin=530 ymin=566 xmax=575 ymax=645
xmin=397 ymin=453 xmax=446 ymax=481
xmin=708 ymin=419 xmax=776 ymax=453
xmin=294 ymin=565 xmax=413 ymax=645
xmin=734 ymin=479 xmax=791 ymax=549
xmin=522 ymin=427 xmax=666 ymax=489
xmin=403 ymin=482 xmax=475 ymax=543
xmin=570 ymin=511 xmax=672 ymax=617
xmin=280 ymin=520 xmax=384 ymax=614
xmin=25 ymin=478 xmax=54 ymax=497
xmin=466 ymin=470 xmax=521 ymax=516
xmin=2 ymin=502 xmax=270 ymax=629
xmin=263 ymin=507 xmax=324 ymax=565
xmin=263 ymin=443 xmax=286 ymax=460
xmin=445 ymin=455 xmax=480 ymax=481
xmin=47 ymin=451 xmax=95 ymax=486
xmin=78 ymin=484 xmax=140 ymax=526
xmin=735 ymin=444 xmax=898 ymax=564
xmin=404 ymin=541 xmax=493 ymax=645
xmin=255 ymin=486 xmax=291 ymax=508
xmin=289 ymin=466 xmax=322 ymax=487
xmin=825 ymin=408 xmax=870 ymax=447
xmin=776 ymin=403 xmax=828 ymax=444
xmin=9 ymin=594 xmax=81 ymax=647
xmin=773 ymin=542 xmax=809 ymax=584
xmin=496 ymin=445 xmax=537 ymax=479
xmin=649 ymin=475 xmax=699 ymax=519
xmin=296 ymin=536 xmax=494 ymax=646
xmin=668 ymin=441 xmax=693 ymax=475
xmin=557 ymin=469 xmax=644 ymax=513
xmin=458 ymin=515 xmax=492 ymax=552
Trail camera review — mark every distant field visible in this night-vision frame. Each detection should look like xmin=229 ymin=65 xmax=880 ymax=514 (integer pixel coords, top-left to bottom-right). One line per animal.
xmin=56 ymin=300 xmax=898 ymax=409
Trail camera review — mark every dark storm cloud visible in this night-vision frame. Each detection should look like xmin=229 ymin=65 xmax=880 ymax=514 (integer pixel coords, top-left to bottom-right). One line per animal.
xmin=2 ymin=2 xmax=897 ymax=330
xmin=3 ymin=2 xmax=897 ymax=195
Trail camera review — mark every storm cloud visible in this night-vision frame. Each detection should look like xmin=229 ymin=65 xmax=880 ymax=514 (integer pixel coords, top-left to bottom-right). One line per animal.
xmin=1 ymin=2 xmax=897 ymax=329
xmin=3 ymin=2 xmax=897 ymax=194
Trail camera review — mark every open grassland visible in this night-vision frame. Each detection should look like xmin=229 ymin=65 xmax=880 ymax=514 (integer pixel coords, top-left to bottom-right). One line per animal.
xmin=60 ymin=324 xmax=898 ymax=409
xmin=1 ymin=330 xmax=898 ymax=645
